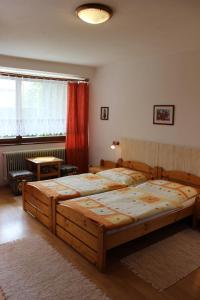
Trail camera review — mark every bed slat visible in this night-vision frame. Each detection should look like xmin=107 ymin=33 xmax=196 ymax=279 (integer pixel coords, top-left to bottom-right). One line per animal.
xmin=57 ymin=205 xmax=99 ymax=237
xmin=25 ymin=193 xmax=50 ymax=216
xmin=25 ymin=185 xmax=50 ymax=206
xmin=56 ymin=213 xmax=98 ymax=251
xmin=24 ymin=201 xmax=50 ymax=228
xmin=106 ymin=206 xmax=194 ymax=249
xmin=56 ymin=225 xmax=97 ymax=264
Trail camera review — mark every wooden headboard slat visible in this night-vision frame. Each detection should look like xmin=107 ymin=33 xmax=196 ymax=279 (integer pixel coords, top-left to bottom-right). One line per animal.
xmin=161 ymin=170 xmax=200 ymax=188
xmin=117 ymin=158 xmax=156 ymax=179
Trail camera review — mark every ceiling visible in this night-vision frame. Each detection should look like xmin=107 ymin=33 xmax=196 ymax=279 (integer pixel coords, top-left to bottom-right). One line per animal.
xmin=0 ymin=0 xmax=200 ymax=67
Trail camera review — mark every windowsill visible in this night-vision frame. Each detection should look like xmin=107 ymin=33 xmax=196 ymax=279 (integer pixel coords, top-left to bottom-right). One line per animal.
xmin=0 ymin=136 xmax=65 ymax=146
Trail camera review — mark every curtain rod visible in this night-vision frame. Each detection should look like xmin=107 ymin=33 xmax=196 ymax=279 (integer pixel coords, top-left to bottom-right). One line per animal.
xmin=0 ymin=71 xmax=89 ymax=82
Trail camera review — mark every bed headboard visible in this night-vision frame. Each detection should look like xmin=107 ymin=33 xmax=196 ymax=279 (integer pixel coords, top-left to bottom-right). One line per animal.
xmin=160 ymin=169 xmax=200 ymax=189
xmin=120 ymin=138 xmax=200 ymax=177
xmin=117 ymin=158 xmax=157 ymax=179
xmin=157 ymin=143 xmax=200 ymax=177
xmin=120 ymin=138 xmax=159 ymax=167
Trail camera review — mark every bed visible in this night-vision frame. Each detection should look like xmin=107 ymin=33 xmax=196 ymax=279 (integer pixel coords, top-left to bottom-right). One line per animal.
xmin=23 ymin=159 xmax=155 ymax=232
xmin=55 ymin=169 xmax=200 ymax=271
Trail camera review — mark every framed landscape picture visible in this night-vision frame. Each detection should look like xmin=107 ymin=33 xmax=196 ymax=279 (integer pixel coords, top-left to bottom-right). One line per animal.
xmin=100 ymin=107 xmax=109 ymax=120
xmin=153 ymin=105 xmax=175 ymax=125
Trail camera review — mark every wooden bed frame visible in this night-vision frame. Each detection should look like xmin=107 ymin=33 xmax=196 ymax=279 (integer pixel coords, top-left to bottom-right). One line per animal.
xmin=55 ymin=169 xmax=200 ymax=271
xmin=22 ymin=159 xmax=156 ymax=233
xmin=117 ymin=158 xmax=156 ymax=179
xmin=22 ymin=182 xmax=55 ymax=231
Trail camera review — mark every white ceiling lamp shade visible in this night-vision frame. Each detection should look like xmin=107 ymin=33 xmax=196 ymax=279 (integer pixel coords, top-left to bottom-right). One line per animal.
xmin=76 ymin=3 xmax=113 ymax=24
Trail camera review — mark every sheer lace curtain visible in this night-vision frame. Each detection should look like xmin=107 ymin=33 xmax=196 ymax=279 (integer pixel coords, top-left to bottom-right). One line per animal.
xmin=0 ymin=77 xmax=16 ymax=137
xmin=0 ymin=76 xmax=67 ymax=138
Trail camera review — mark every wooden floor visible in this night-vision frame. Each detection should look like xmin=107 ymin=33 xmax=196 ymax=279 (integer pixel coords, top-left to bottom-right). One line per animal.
xmin=1 ymin=186 xmax=200 ymax=300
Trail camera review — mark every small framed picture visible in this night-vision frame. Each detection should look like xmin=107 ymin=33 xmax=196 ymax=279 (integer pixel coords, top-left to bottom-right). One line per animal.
xmin=153 ymin=105 xmax=175 ymax=125
xmin=100 ymin=107 xmax=109 ymax=120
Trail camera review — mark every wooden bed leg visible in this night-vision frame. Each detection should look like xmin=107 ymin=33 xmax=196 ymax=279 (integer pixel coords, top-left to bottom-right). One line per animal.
xmin=193 ymin=196 xmax=200 ymax=229
xmin=51 ymin=197 xmax=57 ymax=234
xmin=97 ymin=225 xmax=106 ymax=272
xmin=192 ymin=216 xmax=198 ymax=229
xmin=156 ymin=167 xmax=163 ymax=179
xmin=22 ymin=180 xmax=27 ymax=211
xmin=116 ymin=158 xmax=123 ymax=167
xmin=100 ymin=159 xmax=104 ymax=167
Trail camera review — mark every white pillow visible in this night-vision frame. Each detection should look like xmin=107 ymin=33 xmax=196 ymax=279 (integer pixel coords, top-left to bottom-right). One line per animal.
xmin=97 ymin=168 xmax=147 ymax=186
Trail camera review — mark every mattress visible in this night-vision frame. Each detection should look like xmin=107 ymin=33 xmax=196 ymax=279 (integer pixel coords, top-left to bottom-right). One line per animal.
xmin=27 ymin=168 xmax=148 ymax=201
xmin=106 ymin=196 xmax=196 ymax=235
xmin=59 ymin=180 xmax=199 ymax=230
xmin=27 ymin=173 xmax=124 ymax=200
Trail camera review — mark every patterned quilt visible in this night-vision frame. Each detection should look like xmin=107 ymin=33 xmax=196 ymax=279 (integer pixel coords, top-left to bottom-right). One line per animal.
xmin=28 ymin=173 xmax=128 ymax=200
xmin=59 ymin=180 xmax=199 ymax=229
xmin=97 ymin=168 xmax=148 ymax=185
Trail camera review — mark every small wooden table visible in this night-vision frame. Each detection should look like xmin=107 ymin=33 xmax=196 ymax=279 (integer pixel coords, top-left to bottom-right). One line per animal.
xmin=89 ymin=159 xmax=117 ymax=174
xmin=26 ymin=156 xmax=63 ymax=181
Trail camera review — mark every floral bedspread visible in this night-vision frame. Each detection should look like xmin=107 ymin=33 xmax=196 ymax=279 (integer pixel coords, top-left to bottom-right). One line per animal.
xmin=59 ymin=180 xmax=199 ymax=229
xmin=28 ymin=173 xmax=128 ymax=200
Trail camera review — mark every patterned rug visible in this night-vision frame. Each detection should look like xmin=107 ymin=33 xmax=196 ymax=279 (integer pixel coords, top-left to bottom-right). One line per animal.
xmin=0 ymin=236 xmax=109 ymax=300
xmin=121 ymin=228 xmax=200 ymax=291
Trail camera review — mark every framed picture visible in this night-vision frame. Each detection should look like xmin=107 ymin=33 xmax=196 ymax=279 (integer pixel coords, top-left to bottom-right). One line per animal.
xmin=100 ymin=107 xmax=109 ymax=120
xmin=153 ymin=105 xmax=175 ymax=125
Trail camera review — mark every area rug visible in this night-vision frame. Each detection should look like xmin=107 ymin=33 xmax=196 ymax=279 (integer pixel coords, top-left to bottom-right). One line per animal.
xmin=121 ymin=229 xmax=200 ymax=291
xmin=0 ymin=236 xmax=109 ymax=300
xmin=0 ymin=288 xmax=5 ymax=300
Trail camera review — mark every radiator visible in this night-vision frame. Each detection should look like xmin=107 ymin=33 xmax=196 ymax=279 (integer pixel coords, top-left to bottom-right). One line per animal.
xmin=3 ymin=148 xmax=66 ymax=179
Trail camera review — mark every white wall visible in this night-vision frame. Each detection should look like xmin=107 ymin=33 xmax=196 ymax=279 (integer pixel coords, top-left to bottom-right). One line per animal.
xmin=0 ymin=55 xmax=95 ymax=79
xmin=89 ymin=50 xmax=200 ymax=165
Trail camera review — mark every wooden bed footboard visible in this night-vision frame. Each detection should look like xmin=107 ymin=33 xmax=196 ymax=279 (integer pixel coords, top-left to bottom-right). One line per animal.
xmin=56 ymin=204 xmax=106 ymax=271
xmin=56 ymin=203 xmax=195 ymax=271
xmin=22 ymin=181 xmax=55 ymax=231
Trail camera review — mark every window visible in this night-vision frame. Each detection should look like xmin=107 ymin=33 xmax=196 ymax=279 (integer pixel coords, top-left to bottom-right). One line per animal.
xmin=0 ymin=76 xmax=67 ymax=144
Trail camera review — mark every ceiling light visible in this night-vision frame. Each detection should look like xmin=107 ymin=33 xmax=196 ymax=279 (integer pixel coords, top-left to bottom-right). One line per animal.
xmin=76 ymin=3 xmax=112 ymax=24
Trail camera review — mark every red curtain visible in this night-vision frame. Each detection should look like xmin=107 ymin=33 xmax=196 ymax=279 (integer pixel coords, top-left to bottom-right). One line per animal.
xmin=65 ymin=82 xmax=89 ymax=173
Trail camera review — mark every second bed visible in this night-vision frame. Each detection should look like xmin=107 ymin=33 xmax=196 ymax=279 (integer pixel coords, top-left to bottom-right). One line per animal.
xmin=55 ymin=169 xmax=200 ymax=270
